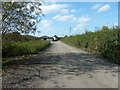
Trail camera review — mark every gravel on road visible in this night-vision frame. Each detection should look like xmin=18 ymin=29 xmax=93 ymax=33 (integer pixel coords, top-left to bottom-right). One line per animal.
xmin=2 ymin=41 xmax=118 ymax=88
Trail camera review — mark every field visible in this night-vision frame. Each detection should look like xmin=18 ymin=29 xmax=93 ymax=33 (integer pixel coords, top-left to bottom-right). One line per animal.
xmin=2 ymin=40 xmax=50 ymax=58
xmin=61 ymin=27 xmax=120 ymax=64
xmin=2 ymin=32 xmax=50 ymax=68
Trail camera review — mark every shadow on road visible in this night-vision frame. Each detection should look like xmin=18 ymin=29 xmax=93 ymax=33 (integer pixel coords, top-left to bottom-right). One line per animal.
xmin=2 ymin=52 xmax=118 ymax=88
xmin=24 ymin=52 xmax=118 ymax=70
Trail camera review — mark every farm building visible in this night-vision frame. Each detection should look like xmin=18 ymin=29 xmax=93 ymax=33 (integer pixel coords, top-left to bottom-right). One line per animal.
xmin=53 ymin=35 xmax=60 ymax=41
xmin=40 ymin=35 xmax=49 ymax=40
xmin=40 ymin=35 xmax=60 ymax=41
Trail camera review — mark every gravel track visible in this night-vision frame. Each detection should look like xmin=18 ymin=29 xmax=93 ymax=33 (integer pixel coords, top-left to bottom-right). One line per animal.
xmin=2 ymin=41 xmax=118 ymax=88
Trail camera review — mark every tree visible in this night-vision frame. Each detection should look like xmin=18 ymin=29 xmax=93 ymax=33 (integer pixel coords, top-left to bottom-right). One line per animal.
xmin=102 ymin=26 xmax=109 ymax=31
xmin=1 ymin=2 xmax=43 ymax=37
xmin=64 ymin=35 xmax=68 ymax=38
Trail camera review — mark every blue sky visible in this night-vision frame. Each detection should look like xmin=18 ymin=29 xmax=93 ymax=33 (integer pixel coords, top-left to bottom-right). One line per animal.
xmin=30 ymin=2 xmax=118 ymax=37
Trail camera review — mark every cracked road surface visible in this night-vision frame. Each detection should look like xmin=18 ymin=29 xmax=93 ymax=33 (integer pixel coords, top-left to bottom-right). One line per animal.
xmin=3 ymin=41 xmax=118 ymax=88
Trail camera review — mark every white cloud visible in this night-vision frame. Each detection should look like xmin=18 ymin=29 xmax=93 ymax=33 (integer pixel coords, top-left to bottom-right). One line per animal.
xmin=113 ymin=23 xmax=118 ymax=26
xmin=53 ymin=14 xmax=76 ymax=21
xmin=97 ymin=5 xmax=110 ymax=13
xmin=59 ymin=33 xmax=64 ymax=36
xmin=53 ymin=14 xmax=90 ymax=23
xmin=70 ymin=9 xmax=76 ymax=13
xmin=40 ymin=4 xmax=70 ymax=14
xmin=78 ymin=16 xmax=90 ymax=23
xmin=60 ymin=9 xmax=76 ymax=14
xmin=73 ymin=23 xmax=86 ymax=31
xmin=61 ymin=9 xmax=69 ymax=14
xmin=41 ymin=20 xmax=52 ymax=28
xmin=53 ymin=14 xmax=89 ymax=32
xmin=92 ymin=4 xmax=101 ymax=10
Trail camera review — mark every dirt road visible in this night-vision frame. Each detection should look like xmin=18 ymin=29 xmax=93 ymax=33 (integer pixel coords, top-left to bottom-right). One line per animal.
xmin=3 ymin=41 xmax=118 ymax=88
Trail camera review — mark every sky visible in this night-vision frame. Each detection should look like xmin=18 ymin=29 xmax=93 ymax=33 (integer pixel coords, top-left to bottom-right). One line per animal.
xmin=30 ymin=2 xmax=118 ymax=37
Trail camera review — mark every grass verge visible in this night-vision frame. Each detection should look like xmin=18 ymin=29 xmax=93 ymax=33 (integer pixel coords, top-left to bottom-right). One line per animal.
xmin=2 ymin=40 xmax=50 ymax=70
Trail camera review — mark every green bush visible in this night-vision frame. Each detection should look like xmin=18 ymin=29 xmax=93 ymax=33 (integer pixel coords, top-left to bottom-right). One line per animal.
xmin=2 ymin=40 xmax=50 ymax=58
xmin=61 ymin=27 xmax=120 ymax=64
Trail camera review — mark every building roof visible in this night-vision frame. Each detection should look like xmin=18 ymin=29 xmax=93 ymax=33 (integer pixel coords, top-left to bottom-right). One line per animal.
xmin=40 ymin=35 xmax=49 ymax=39
xmin=40 ymin=35 xmax=60 ymax=39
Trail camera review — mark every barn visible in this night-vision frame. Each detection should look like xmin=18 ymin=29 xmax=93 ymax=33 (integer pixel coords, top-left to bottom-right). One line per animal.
xmin=40 ymin=35 xmax=60 ymax=41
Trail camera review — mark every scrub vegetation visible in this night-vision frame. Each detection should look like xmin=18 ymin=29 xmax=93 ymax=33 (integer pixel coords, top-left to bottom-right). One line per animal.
xmin=61 ymin=26 xmax=120 ymax=64
xmin=2 ymin=32 xmax=50 ymax=67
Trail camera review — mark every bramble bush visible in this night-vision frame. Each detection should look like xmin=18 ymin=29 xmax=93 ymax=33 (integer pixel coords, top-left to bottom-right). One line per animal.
xmin=61 ymin=27 xmax=120 ymax=64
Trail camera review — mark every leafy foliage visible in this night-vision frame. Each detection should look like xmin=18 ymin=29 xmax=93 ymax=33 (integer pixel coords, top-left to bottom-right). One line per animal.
xmin=61 ymin=27 xmax=120 ymax=64
xmin=102 ymin=26 xmax=109 ymax=31
xmin=2 ymin=32 xmax=50 ymax=58
xmin=2 ymin=40 xmax=50 ymax=58
xmin=3 ymin=32 xmax=39 ymax=42
xmin=1 ymin=2 xmax=43 ymax=37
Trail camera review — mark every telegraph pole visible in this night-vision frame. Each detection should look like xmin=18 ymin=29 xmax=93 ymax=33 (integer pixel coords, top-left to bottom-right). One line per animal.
xmin=70 ymin=26 xmax=71 ymax=36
